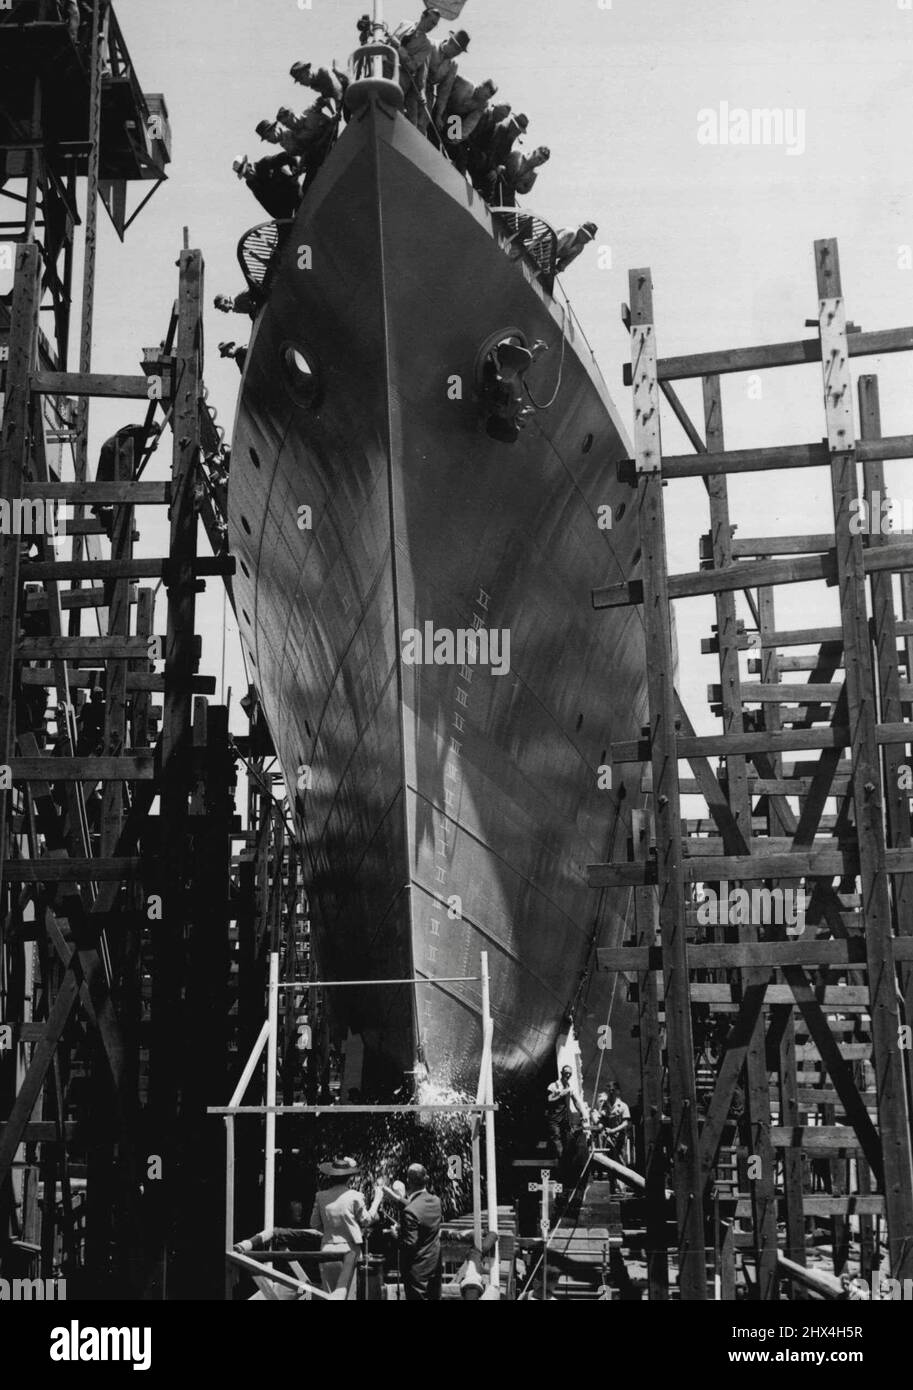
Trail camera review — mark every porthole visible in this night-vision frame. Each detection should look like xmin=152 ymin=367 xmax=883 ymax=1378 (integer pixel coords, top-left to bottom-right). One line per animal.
xmin=240 ymin=559 xmax=250 ymax=578
xmin=250 ymin=446 xmax=261 ymax=470
xmin=582 ymin=433 xmax=594 ymax=454
xmin=241 ymin=515 xmax=251 ymax=535
xmin=242 ymin=609 xmax=250 ymax=625
xmin=280 ymin=341 xmax=321 ymax=408
xmin=248 ymin=651 xmax=257 ymax=668
xmin=615 ymin=502 xmax=626 ymax=522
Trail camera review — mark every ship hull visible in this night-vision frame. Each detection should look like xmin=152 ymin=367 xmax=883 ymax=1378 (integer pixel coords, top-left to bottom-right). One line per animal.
xmin=227 ymin=103 xmax=648 ymax=1092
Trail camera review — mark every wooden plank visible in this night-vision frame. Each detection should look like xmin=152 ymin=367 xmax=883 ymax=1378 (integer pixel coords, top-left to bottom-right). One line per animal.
xmin=20 ymin=669 xmax=215 ymax=693
xmin=21 ymin=481 xmax=169 ymax=503
xmin=629 ymin=433 xmax=913 ymax=482
xmin=769 ymin=1127 xmax=863 ymax=1151
xmin=9 ymin=757 xmax=154 ymax=780
xmin=734 ymin=1196 xmax=885 ymax=1217
xmin=31 ymin=371 xmax=163 ymax=399
xmin=598 ymin=938 xmax=913 ymax=970
xmin=615 ymin=724 xmax=911 ymax=762
xmin=592 ymin=539 xmax=913 ymax=609
xmin=21 ymin=556 xmax=233 ymax=581
xmin=2 ymin=858 xmax=142 ymax=881
xmin=730 ymin=535 xmax=834 ymax=556
xmin=651 ymin=325 xmax=913 ymax=382
xmin=816 ymin=238 xmax=913 ymax=1277
xmin=626 ymin=267 xmax=705 ymax=1299
xmin=16 ymin=637 xmax=169 ymax=660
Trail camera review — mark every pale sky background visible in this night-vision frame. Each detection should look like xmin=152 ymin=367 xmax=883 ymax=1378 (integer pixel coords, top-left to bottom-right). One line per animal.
xmin=4 ymin=0 xmax=913 ymax=737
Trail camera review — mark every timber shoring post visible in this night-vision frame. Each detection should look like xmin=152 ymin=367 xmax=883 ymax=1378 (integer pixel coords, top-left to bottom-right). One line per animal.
xmin=815 ymin=238 xmax=913 ymax=1278
xmin=0 ymin=245 xmax=41 ymax=901
xmin=858 ymin=375 xmax=913 ymax=1020
xmin=632 ymin=807 xmax=669 ymax=1298
xmin=757 ymin=583 xmax=807 ymax=1269
xmin=702 ymin=372 xmax=779 ymax=1299
xmin=155 ymin=246 xmax=204 ymax=1296
xmin=69 ymin=0 xmax=105 ymax=638
xmin=627 ymin=268 xmax=706 ymax=1299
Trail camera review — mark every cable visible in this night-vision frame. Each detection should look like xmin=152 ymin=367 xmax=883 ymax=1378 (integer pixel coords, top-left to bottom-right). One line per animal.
xmin=522 ymin=300 xmax=567 ymax=411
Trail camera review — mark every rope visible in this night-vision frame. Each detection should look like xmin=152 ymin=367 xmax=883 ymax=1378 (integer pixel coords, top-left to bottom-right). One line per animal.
xmin=522 ymin=299 xmax=567 ymax=411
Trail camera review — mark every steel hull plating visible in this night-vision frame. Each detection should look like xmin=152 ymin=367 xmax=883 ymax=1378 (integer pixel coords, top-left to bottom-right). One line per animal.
xmin=227 ymin=104 xmax=648 ymax=1092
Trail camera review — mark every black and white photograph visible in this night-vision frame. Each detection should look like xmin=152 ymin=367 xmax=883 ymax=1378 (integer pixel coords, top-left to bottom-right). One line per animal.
xmin=0 ymin=0 xmax=911 ymax=1362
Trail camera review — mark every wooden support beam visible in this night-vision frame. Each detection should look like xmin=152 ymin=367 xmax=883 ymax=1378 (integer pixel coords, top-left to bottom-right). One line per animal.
xmin=645 ymin=324 xmax=913 ymax=383
xmin=598 ymin=938 xmax=913 ymax=970
xmin=0 ymin=244 xmax=41 ymax=898
xmin=816 ymin=238 xmax=913 ymax=1275
xmin=613 ymin=723 xmax=910 ymax=763
xmin=626 ymin=268 xmax=705 ymax=1298
xmin=154 ymin=247 xmax=203 ymax=1219
xmin=21 ymin=482 xmax=170 ymax=504
xmin=593 ymin=538 xmax=913 ymax=609
xmin=16 ymin=637 xmax=171 ymax=660
xmin=1 ymin=858 xmax=142 ymax=882
xmin=31 ymin=371 xmax=167 ymax=399
xmin=859 ymin=375 xmax=913 ymax=1018
xmin=19 ymin=669 xmax=216 ymax=693
xmin=632 ymin=808 xmax=668 ymax=1300
xmin=7 ymin=757 xmax=154 ymax=780
xmin=635 ymin=432 xmax=913 ymax=482
xmin=21 ymin=556 xmax=233 ymax=581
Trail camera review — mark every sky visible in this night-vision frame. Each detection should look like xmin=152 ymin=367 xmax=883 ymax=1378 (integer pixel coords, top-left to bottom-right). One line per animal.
xmin=4 ymin=0 xmax=913 ymax=734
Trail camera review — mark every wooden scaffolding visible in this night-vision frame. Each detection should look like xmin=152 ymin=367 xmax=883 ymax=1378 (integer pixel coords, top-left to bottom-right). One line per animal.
xmin=592 ymin=237 xmax=913 ymax=1300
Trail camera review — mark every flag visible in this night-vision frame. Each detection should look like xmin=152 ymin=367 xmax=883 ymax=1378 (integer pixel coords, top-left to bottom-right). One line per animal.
xmin=431 ymin=0 xmax=469 ymax=19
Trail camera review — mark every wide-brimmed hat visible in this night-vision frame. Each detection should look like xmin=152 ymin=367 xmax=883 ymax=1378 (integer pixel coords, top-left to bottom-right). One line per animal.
xmin=232 ymin=155 xmax=251 ymax=178
xmin=318 ymin=1155 xmax=362 ymax=1178
xmin=449 ymin=28 xmax=469 ymax=51
xmin=579 ymin=221 xmax=598 ymax=241
xmin=290 ymin=61 xmax=311 ymax=80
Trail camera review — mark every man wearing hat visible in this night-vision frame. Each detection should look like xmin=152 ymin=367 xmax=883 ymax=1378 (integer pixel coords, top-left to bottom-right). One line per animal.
xmin=427 ymin=27 xmax=470 ymax=134
xmin=397 ymin=1164 xmax=443 ymax=1301
xmin=554 ymin=221 xmax=599 ymax=274
xmin=289 ymin=61 xmax=348 ymax=113
xmin=232 ymin=153 xmax=302 ymax=220
xmin=310 ymin=1156 xmax=384 ymax=1298
xmin=391 ymin=8 xmax=441 ymax=126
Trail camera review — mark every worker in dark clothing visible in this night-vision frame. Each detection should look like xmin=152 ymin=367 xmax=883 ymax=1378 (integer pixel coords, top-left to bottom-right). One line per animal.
xmin=465 ymin=103 xmax=514 ymax=195
xmin=397 ymin=1164 xmax=442 ymax=1301
xmin=214 ymin=290 xmax=260 ymax=319
xmin=93 ymin=422 xmax=161 ymax=538
xmin=219 ymin=341 xmax=247 ymax=373
xmin=554 ymin=222 xmax=598 ymax=274
xmin=546 ymin=1065 xmax=588 ymax=1160
xmin=233 ymin=153 xmax=302 ymax=220
xmin=499 ymin=145 xmax=550 ymax=205
xmin=256 ymin=102 xmax=336 ymax=175
xmin=391 ymin=8 xmax=441 ymax=126
xmin=490 ymin=112 xmax=529 ymax=169
xmin=289 ymin=61 xmax=348 ymax=112
xmin=426 ymin=28 xmax=470 ymax=135
xmin=441 ymin=76 xmax=498 ymax=166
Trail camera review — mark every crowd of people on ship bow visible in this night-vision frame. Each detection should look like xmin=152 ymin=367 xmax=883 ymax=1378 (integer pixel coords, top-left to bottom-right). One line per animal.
xmin=227 ymin=11 xmax=598 ymax=287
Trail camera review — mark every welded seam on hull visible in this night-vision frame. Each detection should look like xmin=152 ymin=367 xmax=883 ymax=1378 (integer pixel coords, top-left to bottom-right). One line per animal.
xmin=374 ymin=110 xmax=420 ymax=1058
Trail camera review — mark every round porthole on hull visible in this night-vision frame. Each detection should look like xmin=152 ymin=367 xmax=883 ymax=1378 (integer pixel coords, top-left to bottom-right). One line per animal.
xmin=280 ymin=341 xmax=321 ymax=409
